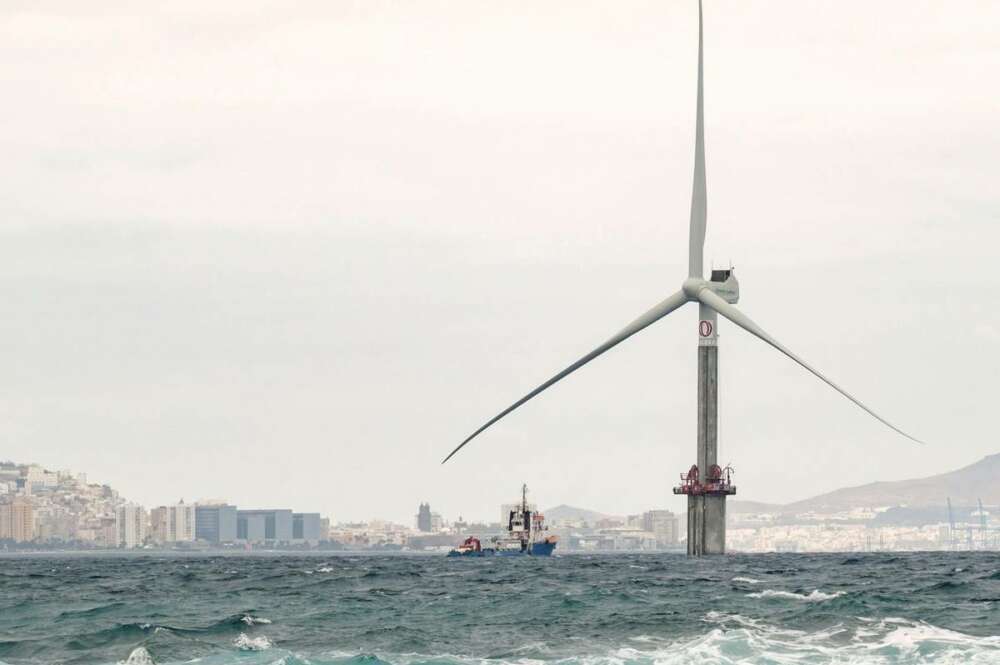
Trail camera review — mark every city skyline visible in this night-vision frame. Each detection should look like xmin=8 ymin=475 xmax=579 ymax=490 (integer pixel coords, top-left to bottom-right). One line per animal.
xmin=1 ymin=0 xmax=998 ymax=526
xmin=2 ymin=456 xmax=686 ymax=528
xmin=5 ymin=455 xmax=997 ymax=554
xmin=7 ymin=447 xmax=1000 ymax=529
xmin=5 ymin=452 xmax=998 ymax=543
xmin=0 ymin=458 xmax=687 ymax=552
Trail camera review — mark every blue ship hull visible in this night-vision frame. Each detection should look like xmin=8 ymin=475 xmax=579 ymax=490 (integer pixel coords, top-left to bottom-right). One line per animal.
xmin=448 ymin=541 xmax=556 ymax=557
xmin=531 ymin=541 xmax=557 ymax=556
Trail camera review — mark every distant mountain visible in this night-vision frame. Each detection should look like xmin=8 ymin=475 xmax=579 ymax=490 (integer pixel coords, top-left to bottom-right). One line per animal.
xmin=733 ymin=454 xmax=1000 ymax=515
xmin=544 ymin=504 xmax=619 ymax=524
xmin=728 ymin=500 xmax=785 ymax=514
xmin=784 ymin=453 xmax=1000 ymax=512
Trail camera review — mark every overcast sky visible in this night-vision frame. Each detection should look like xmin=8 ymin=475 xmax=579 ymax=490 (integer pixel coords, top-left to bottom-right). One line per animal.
xmin=1 ymin=0 xmax=998 ymax=523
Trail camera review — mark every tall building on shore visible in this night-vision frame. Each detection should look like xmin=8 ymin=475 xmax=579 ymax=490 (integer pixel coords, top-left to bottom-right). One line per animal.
xmin=195 ymin=504 xmax=238 ymax=544
xmin=320 ymin=517 xmax=331 ymax=541
xmin=0 ymin=496 xmax=35 ymax=542
xmin=114 ymin=503 xmax=148 ymax=549
xmin=148 ymin=508 xmax=164 ymax=544
xmin=293 ymin=513 xmax=322 ymax=542
xmin=150 ymin=501 xmax=196 ymax=544
xmin=417 ymin=503 xmax=432 ymax=532
xmin=642 ymin=510 xmax=679 ymax=546
xmin=237 ymin=509 xmax=293 ymax=543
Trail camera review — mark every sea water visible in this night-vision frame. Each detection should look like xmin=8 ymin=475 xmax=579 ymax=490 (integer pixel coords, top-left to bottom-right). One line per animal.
xmin=1 ymin=552 xmax=998 ymax=664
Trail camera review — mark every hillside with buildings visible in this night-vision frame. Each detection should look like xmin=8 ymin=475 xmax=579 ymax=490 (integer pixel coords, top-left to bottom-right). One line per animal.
xmin=0 ymin=460 xmax=328 ymax=550
xmin=724 ymin=453 xmax=1000 ymax=553
xmin=0 ymin=461 xmax=121 ymax=545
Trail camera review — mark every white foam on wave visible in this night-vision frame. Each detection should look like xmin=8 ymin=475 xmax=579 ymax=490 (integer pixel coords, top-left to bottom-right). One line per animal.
xmin=118 ymin=646 xmax=155 ymax=665
xmin=598 ymin=616 xmax=1000 ymax=665
xmin=317 ymin=566 xmax=335 ymax=573
xmin=301 ymin=622 xmax=1000 ymax=665
xmin=233 ymin=633 xmax=273 ymax=651
xmin=628 ymin=635 xmax=660 ymax=644
xmin=696 ymin=614 xmax=1000 ymax=664
xmin=746 ymin=588 xmax=845 ymax=602
xmin=137 ymin=617 xmax=1000 ymax=665
xmin=730 ymin=576 xmax=760 ymax=584
xmin=241 ymin=615 xmax=272 ymax=626
xmin=865 ymin=618 xmax=1000 ymax=654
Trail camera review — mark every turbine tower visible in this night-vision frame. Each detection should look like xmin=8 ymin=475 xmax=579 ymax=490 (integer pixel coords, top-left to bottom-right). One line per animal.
xmin=442 ymin=1 xmax=922 ymax=555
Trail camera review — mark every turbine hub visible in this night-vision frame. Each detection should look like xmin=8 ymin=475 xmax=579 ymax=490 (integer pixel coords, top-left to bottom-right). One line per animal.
xmin=682 ymin=277 xmax=707 ymax=300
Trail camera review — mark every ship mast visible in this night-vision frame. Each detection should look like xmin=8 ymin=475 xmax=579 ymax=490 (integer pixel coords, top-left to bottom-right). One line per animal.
xmin=522 ymin=483 xmax=530 ymax=544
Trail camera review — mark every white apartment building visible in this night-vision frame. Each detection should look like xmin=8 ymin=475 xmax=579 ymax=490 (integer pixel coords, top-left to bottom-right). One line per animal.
xmin=150 ymin=501 xmax=196 ymax=544
xmin=23 ymin=465 xmax=59 ymax=493
xmin=114 ymin=503 xmax=148 ymax=549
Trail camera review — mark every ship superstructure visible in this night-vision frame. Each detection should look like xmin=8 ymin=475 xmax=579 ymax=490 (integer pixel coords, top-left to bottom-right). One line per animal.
xmin=448 ymin=484 xmax=557 ymax=557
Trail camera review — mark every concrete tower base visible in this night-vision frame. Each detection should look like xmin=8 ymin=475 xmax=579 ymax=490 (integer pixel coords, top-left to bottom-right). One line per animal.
xmin=687 ymin=494 xmax=726 ymax=555
xmin=684 ymin=304 xmax=731 ymax=556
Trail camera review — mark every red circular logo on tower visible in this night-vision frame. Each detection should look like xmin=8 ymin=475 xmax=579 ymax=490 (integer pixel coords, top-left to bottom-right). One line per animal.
xmin=699 ymin=320 xmax=714 ymax=337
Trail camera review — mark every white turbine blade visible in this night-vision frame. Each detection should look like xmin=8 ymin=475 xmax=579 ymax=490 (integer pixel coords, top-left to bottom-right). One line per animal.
xmin=443 ymin=290 xmax=690 ymax=463
xmin=688 ymin=0 xmax=707 ymax=278
xmin=697 ymin=288 xmax=923 ymax=444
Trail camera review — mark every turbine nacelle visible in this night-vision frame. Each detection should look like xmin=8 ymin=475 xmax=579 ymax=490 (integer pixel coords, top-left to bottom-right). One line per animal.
xmin=708 ymin=267 xmax=739 ymax=304
xmin=681 ymin=269 xmax=739 ymax=304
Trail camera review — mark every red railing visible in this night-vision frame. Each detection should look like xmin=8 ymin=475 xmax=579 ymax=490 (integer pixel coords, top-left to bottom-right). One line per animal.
xmin=673 ymin=464 xmax=736 ymax=496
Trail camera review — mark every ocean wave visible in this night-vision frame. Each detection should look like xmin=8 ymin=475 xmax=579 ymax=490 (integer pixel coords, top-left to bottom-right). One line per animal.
xmin=241 ymin=615 xmax=272 ymax=626
xmin=63 ymin=622 xmax=159 ymax=649
xmin=662 ymin=619 xmax=999 ymax=664
xmin=87 ymin=617 xmax=1000 ymax=665
xmin=152 ymin=623 xmax=1000 ymax=665
xmin=730 ymin=576 xmax=760 ymax=584
xmin=56 ymin=602 xmax=127 ymax=620
xmin=927 ymin=580 xmax=969 ymax=592
xmin=233 ymin=633 xmax=273 ymax=651
xmin=745 ymin=588 xmax=845 ymax=602
xmin=179 ymin=612 xmax=275 ymax=634
xmin=119 ymin=647 xmax=155 ymax=665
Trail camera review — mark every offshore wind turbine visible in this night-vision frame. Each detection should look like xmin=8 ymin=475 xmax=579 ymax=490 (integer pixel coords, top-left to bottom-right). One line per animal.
xmin=442 ymin=1 xmax=922 ymax=555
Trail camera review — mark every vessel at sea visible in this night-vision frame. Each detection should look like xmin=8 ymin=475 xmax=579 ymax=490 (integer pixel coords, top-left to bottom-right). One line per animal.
xmin=448 ymin=484 xmax=558 ymax=557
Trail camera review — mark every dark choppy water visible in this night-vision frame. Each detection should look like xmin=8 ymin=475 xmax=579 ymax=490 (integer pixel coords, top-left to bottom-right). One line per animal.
xmin=1 ymin=552 xmax=999 ymax=664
